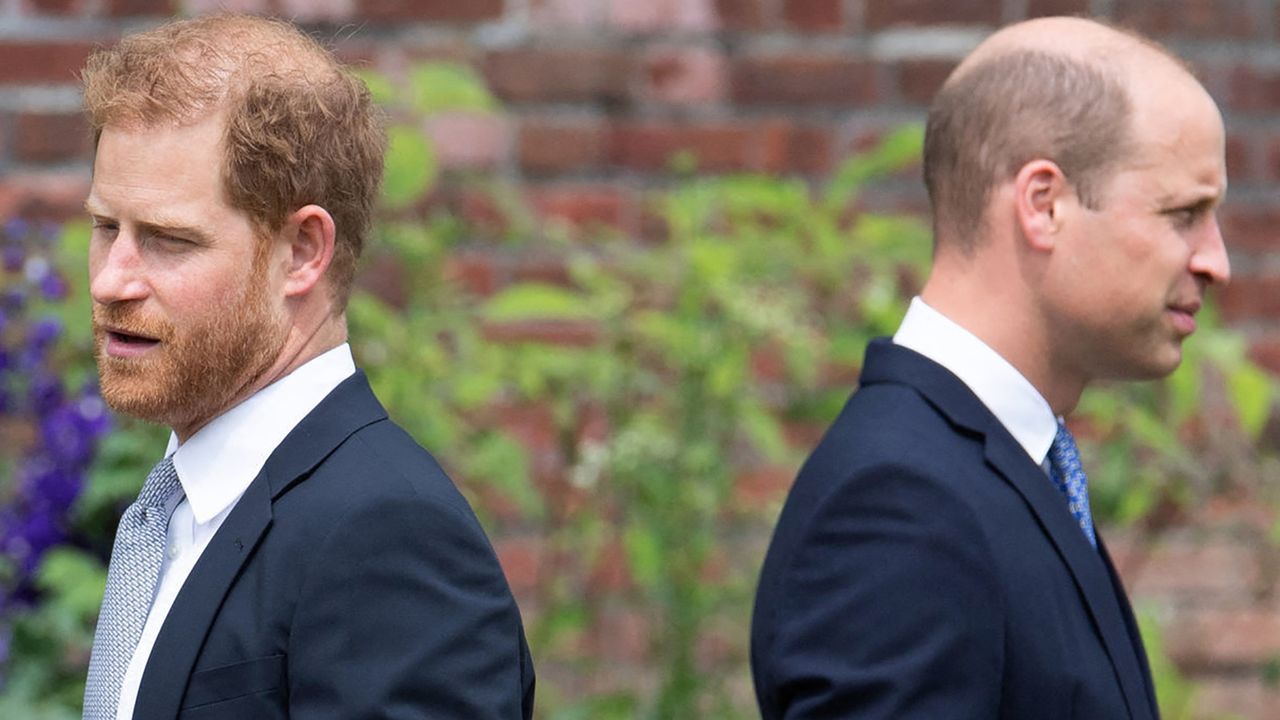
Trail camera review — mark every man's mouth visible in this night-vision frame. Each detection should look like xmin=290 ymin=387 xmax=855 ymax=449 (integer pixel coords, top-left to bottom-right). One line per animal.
xmin=1167 ymin=300 xmax=1201 ymax=336
xmin=101 ymin=327 xmax=162 ymax=357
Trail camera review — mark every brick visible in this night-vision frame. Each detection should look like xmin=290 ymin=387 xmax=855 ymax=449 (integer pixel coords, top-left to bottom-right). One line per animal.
xmin=1194 ymin=677 xmax=1280 ymax=720
xmin=443 ymin=251 xmax=501 ymax=296
xmin=1025 ymin=0 xmax=1089 ymax=16
xmin=713 ymin=0 xmax=768 ymax=29
xmin=642 ymin=46 xmax=728 ymax=105
xmin=610 ymin=121 xmax=755 ymax=173
xmin=791 ymin=124 xmax=835 ymax=174
xmin=510 ymin=256 xmax=572 ymax=287
xmin=26 ymin=0 xmax=89 ymax=14
xmin=1262 ymin=134 xmax=1280 ymax=182
xmin=1226 ymin=133 xmax=1254 ymax=181
xmin=529 ymin=0 xmax=600 ymax=29
xmin=518 ymin=118 xmax=608 ymax=175
xmin=356 ymin=252 xmax=410 ymax=308
xmin=425 ymin=113 xmax=512 ymax=170
xmin=357 ymin=0 xmax=505 ymax=22
xmin=589 ymin=540 xmax=633 ymax=593
xmin=482 ymin=319 xmax=603 ymax=346
xmin=0 ymin=172 xmax=90 ymax=222
xmin=758 ymin=120 xmax=833 ymax=175
xmin=494 ymin=536 xmax=544 ymax=592
xmin=1219 ymin=276 xmax=1280 ymax=323
xmin=14 ymin=112 xmax=91 ymax=165
xmin=183 ymin=0 xmax=268 ymax=12
xmin=589 ymin=606 xmax=649 ymax=662
xmin=731 ymin=55 xmax=878 ymax=107
xmin=107 ymin=0 xmax=175 ymax=15
xmin=485 ymin=48 xmax=634 ymax=104
xmin=1166 ymin=607 xmax=1280 ymax=667
xmin=527 ymin=184 xmax=634 ymax=229
xmin=608 ymin=0 xmax=717 ymax=33
xmin=272 ymin=0 xmax=356 ymax=22
xmin=864 ymin=0 xmax=999 ymax=29
xmin=0 ymin=42 xmax=94 ymax=84
xmin=782 ymin=419 xmax=826 ymax=449
xmin=783 ymin=0 xmax=841 ymax=31
xmin=1247 ymin=336 xmax=1280 ymax=375
xmin=1220 ymin=203 xmax=1280 ymax=253
xmin=1114 ymin=0 xmax=1259 ymax=39
xmin=1126 ymin=537 xmax=1260 ymax=599
xmin=1228 ymin=65 xmax=1280 ymax=112
xmin=491 ymin=402 xmax=559 ymax=456
xmin=734 ymin=466 xmax=794 ymax=508
xmin=896 ymin=59 xmax=955 ymax=105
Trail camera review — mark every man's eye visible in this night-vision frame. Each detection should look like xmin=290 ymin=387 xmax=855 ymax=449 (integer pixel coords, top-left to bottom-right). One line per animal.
xmin=1167 ymin=207 xmax=1201 ymax=228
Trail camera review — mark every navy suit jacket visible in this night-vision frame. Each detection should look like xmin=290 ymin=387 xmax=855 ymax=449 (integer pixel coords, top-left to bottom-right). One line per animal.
xmin=129 ymin=371 xmax=535 ymax=719
xmin=751 ymin=339 xmax=1159 ymax=719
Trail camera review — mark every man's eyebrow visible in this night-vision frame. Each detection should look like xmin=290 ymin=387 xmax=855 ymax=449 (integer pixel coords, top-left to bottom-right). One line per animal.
xmin=82 ymin=202 xmax=215 ymax=245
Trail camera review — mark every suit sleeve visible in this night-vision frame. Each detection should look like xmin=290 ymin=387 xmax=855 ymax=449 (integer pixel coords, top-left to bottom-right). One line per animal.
xmin=285 ymin=490 xmax=531 ymax=719
xmin=759 ymin=464 xmax=1005 ymax=719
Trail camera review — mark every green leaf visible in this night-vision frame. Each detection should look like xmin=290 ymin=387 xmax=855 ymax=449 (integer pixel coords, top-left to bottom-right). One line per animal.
xmin=352 ymin=68 xmax=396 ymax=106
xmin=623 ymin=522 xmax=663 ymax=589
xmin=34 ymin=548 xmax=106 ymax=619
xmin=1227 ymin=363 xmax=1273 ymax=439
xmin=741 ymin=404 xmax=789 ymax=462
xmin=463 ymin=432 xmax=542 ymax=519
xmin=482 ymin=283 xmax=595 ymax=322
xmin=381 ymin=125 xmax=437 ymax=209
xmin=824 ymin=123 xmax=924 ymax=209
xmin=409 ymin=63 xmax=496 ymax=115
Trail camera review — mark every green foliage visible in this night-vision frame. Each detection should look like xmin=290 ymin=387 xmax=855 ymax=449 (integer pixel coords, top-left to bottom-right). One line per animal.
xmin=382 ymin=127 xmax=438 ymax=209
xmin=1138 ymin=610 xmax=1197 ymax=719
xmin=352 ymin=111 xmax=930 ymax=716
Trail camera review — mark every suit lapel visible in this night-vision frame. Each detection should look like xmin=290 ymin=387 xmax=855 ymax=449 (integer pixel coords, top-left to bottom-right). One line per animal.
xmin=861 ymin=339 xmax=1155 ymax=720
xmin=131 ymin=372 xmax=388 ymax=719
xmin=982 ymin=433 xmax=1154 ymax=720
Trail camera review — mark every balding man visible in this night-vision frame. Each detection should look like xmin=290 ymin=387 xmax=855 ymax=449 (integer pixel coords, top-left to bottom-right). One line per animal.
xmin=81 ymin=15 xmax=533 ymax=719
xmin=751 ymin=17 xmax=1227 ymax=719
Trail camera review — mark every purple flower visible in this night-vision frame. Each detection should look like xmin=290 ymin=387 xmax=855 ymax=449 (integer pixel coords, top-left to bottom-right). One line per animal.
xmin=1 ymin=289 xmax=24 ymax=313
xmin=1 ymin=244 xmax=22 ymax=273
xmin=76 ymin=394 xmax=112 ymax=438
xmin=39 ymin=406 xmax=96 ymax=468
xmin=27 ymin=317 xmax=61 ymax=352
xmin=38 ymin=272 xmax=67 ymax=301
xmin=28 ymin=373 xmax=64 ymax=417
xmin=3 ymin=218 xmax=28 ymax=241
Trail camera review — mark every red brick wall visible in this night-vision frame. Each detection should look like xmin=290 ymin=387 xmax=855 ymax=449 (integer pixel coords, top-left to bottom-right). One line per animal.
xmin=4 ymin=0 xmax=1280 ymax=716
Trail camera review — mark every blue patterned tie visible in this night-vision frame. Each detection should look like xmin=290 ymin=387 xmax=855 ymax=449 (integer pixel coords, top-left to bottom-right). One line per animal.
xmin=1048 ymin=421 xmax=1097 ymax=549
xmin=83 ymin=456 xmax=184 ymax=719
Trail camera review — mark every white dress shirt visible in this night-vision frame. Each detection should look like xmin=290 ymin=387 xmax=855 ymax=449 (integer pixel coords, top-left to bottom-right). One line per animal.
xmin=114 ymin=343 xmax=356 ymax=720
xmin=893 ymin=297 xmax=1058 ymax=468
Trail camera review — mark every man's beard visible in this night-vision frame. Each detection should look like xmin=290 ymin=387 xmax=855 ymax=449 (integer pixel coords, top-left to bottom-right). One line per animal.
xmin=92 ymin=259 xmax=286 ymax=432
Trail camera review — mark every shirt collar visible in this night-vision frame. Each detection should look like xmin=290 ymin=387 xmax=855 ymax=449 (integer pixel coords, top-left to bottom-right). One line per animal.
xmin=893 ymin=297 xmax=1058 ymax=466
xmin=164 ymin=343 xmax=356 ymax=525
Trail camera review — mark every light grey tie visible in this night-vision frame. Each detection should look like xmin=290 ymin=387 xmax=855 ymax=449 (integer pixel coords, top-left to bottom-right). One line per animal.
xmin=83 ymin=456 xmax=184 ymax=720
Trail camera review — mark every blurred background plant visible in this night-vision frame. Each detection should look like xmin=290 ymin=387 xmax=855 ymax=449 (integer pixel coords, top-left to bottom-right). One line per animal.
xmin=0 ymin=62 xmax=1275 ymax=719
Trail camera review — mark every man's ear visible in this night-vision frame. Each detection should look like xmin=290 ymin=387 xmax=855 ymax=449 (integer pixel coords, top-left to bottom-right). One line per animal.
xmin=281 ymin=204 xmax=336 ymax=298
xmin=1013 ymin=159 xmax=1072 ymax=252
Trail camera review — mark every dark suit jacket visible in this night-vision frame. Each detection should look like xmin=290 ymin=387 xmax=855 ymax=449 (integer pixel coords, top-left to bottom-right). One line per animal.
xmin=751 ymin=339 xmax=1159 ymax=719
xmin=130 ymin=371 xmax=535 ymax=719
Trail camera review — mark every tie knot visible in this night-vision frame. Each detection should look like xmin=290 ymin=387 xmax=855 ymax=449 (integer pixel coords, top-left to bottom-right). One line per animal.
xmin=1050 ymin=421 xmax=1083 ymax=476
xmin=137 ymin=455 xmax=182 ymax=509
